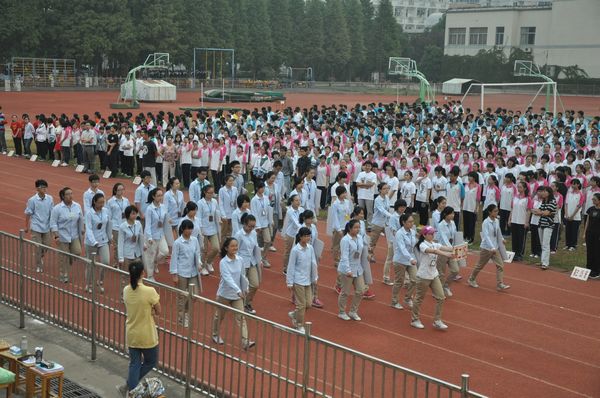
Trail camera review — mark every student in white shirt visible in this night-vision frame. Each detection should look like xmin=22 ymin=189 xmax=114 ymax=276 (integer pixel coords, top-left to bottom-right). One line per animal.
xmin=337 ymin=220 xmax=367 ymax=321
xmin=382 ymin=164 xmax=400 ymax=205
xmin=83 ymin=174 xmax=105 ymax=214
xmin=499 ymin=173 xmax=517 ymax=236
xmin=435 ymin=207 xmax=459 ymax=297
xmin=410 ymin=226 xmax=454 ymax=330
xmin=508 ymin=181 xmax=531 ymax=262
xmin=198 ymin=185 xmax=221 ymax=275
xmin=84 ymin=193 xmax=112 ymax=293
xmin=446 ymin=168 xmax=464 ymax=228
xmin=299 ymin=210 xmax=323 ymax=308
xmin=282 ymin=194 xmax=304 ymax=274
xmin=355 ymin=161 xmax=377 ymax=227
xmin=330 ymin=186 xmax=351 ymax=265
xmin=414 ymin=167 xmax=432 ymax=226
xmin=218 ymin=175 xmax=239 ymax=239
xmin=142 ymin=188 xmax=169 ymax=281
xmin=107 ymin=183 xmax=130 ymax=267
xmin=134 ymin=171 xmax=155 ymax=222
xmin=368 ymin=182 xmax=392 ymax=263
xmin=250 ymin=181 xmax=273 ymax=267
xmin=383 ymin=199 xmax=407 ymax=286
xmin=400 ymin=170 xmax=416 ymax=213
xmin=117 ymin=205 xmax=143 ymax=269
xmin=391 ymin=213 xmax=417 ymax=309
xmin=287 ymin=227 xmax=318 ymax=333
xmin=163 ymin=177 xmax=185 ymax=245
xmin=234 ymin=213 xmax=261 ymax=315
xmin=24 ymin=179 xmax=54 ymax=272
xmin=468 ymin=204 xmax=511 ymax=291
xmin=564 ymin=179 xmax=585 ymax=251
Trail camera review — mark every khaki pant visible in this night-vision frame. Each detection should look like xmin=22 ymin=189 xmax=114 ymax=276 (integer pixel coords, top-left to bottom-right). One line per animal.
xmin=412 ymin=276 xmax=445 ymax=322
xmin=202 ymin=234 xmax=220 ymax=270
xmin=112 ymin=230 xmax=119 ymax=266
xmin=332 ymin=231 xmax=343 ymax=263
xmin=177 ymin=275 xmax=201 ymax=318
xmin=30 ymin=231 xmax=51 ymax=269
xmin=368 ymin=225 xmax=385 ymax=257
xmin=282 ymin=235 xmax=294 ymax=273
xmin=142 ymin=236 xmax=168 ymax=278
xmin=311 ymin=283 xmax=319 ymax=299
xmin=470 ymin=249 xmax=504 ymax=285
xmin=57 ymin=240 xmax=82 ymax=280
xmin=256 ymin=226 xmax=272 ymax=261
xmin=85 ymin=244 xmax=109 ymax=286
xmin=245 ymin=266 xmax=260 ymax=305
xmin=383 ymin=243 xmax=394 ymax=280
xmin=436 ymin=257 xmax=459 ymax=288
xmin=338 ymin=274 xmax=365 ymax=314
xmin=212 ymin=296 xmax=248 ymax=343
xmin=391 ymin=263 xmax=417 ymax=305
xmin=221 ymin=219 xmax=232 ymax=239
xmin=292 ymin=284 xmax=313 ymax=326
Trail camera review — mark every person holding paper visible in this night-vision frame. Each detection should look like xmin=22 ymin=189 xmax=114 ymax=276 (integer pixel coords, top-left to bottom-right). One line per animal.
xmin=410 ymin=225 xmax=454 ymax=330
xmin=436 ymin=207 xmax=459 ymax=297
xmin=391 ymin=213 xmax=417 ymax=310
xmin=468 ymin=204 xmax=511 ymax=291
xmin=337 ymin=220 xmax=367 ymax=321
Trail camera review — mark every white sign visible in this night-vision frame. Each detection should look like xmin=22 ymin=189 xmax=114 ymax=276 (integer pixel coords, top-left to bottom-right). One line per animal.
xmin=504 ymin=251 xmax=515 ymax=263
xmin=570 ymin=266 xmax=591 ymax=281
xmin=29 ymin=155 xmax=38 ymax=162
xmin=132 ymin=176 xmax=142 ymax=185
xmin=102 ymin=170 xmax=112 ymax=179
xmin=7 ymin=151 xmax=14 ymax=157
xmin=75 ymin=165 xmax=85 ymax=173
xmin=51 ymin=160 xmax=60 ymax=167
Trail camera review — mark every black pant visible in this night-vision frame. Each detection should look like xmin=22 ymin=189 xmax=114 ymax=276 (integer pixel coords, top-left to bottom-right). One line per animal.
xmin=415 ymin=200 xmax=429 ymax=226
xmin=530 ymin=224 xmax=541 ymax=256
xmin=136 ymin=157 xmax=143 ymax=176
xmin=98 ymin=150 xmax=107 ymax=170
xmin=511 ymin=223 xmax=526 ymax=259
xmin=108 ymin=150 xmax=119 ymax=176
xmin=122 ymin=156 xmax=134 ymax=177
xmin=13 ymin=137 xmax=23 ymax=156
xmin=155 ymin=163 xmax=163 ymax=186
xmin=61 ymin=146 xmax=71 ymax=165
xmin=318 ymin=186 xmax=327 ymax=210
xmin=182 ymin=164 xmax=191 ymax=188
xmin=35 ymin=140 xmax=48 ymax=159
xmin=550 ymin=222 xmax=560 ymax=251
xmin=586 ymin=232 xmax=600 ymax=276
xmin=463 ymin=211 xmax=476 ymax=242
xmin=48 ymin=143 xmax=55 ymax=160
xmin=499 ymin=209 xmax=511 ymax=236
xmin=454 ymin=211 xmax=461 ymax=231
xmin=565 ymin=220 xmax=581 ymax=248
xmin=74 ymin=143 xmax=84 ymax=165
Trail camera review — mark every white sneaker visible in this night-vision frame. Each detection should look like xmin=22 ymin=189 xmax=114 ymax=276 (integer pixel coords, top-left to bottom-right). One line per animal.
xmin=467 ymin=278 xmax=479 ymax=288
xmin=297 ymin=326 xmax=305 ymax=334
xmin=268 ymin=247 xmax=277 ymax=252
xmin=212 ymin=335 xmax=224 ymax=345
xmin=391 ymin=303 xmax=403 ymax=310
xmin=207 ymin=263 xmax=215 ymax=273
xmin=288 ymin=311 xmax=297 ymax=328
xmin=36 ymin=267 xmax=42 ymax=273
xmin=200 ymin=268 xmax=209 ymax=276
xmin=411 ymin=320 xmax=425 ymax=329
xmin=338 ymin=312 xmax=351 ymax=321
xmin=443 ymin=287 xmax=453 ymax=297
xmin=497 ymin=283 xmax=511 ymax=291
xmin=383 ymin=277 xmax=393 ymax=286
xmin=433 ymin=320 xmax=448 ymax=330
xmin=183 ymin=313 xmax=190 ymax=328
xmin=60 ymin=162 xmax=68 ymax=167
xmin=348 ymin=312 xmax=361 ymax=321
xmin=404 ymin=298 xmax=414 ymax=308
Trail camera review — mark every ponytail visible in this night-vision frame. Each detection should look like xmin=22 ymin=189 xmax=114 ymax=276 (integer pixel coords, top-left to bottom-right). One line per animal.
xmin=344 ymin=219 xmax=359 ymax=235
xmin=295 ymin=226 xmax=312 ymax=244
xmin=299 ymin=210 xmax=314 ymax=225
xmin=129 ymin=260 xmax=144 ymax=290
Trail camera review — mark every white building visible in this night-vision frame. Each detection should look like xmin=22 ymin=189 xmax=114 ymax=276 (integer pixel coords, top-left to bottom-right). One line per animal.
xmin=371 ymin=0 xmax=448 ymax=33
xmin=444 ymin=0 xmax=600 ymax=77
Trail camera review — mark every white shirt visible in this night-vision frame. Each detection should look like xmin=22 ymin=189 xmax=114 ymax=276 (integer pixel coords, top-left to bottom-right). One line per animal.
xmin=383 ymin=175 xmax=400 ymax=204
xmin=355 ymin=171 xmax=377 ymax=200
xmin=416 ymin=241 xmax=441 ymax=280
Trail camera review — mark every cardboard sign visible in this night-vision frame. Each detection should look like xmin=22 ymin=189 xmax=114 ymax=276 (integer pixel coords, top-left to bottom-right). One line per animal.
xmin=453 ymin=243 xmax=468 ymax=260
xmin=29 ymin=155 xmax=38 ymax=162
xmin=102 ymin=170 xmax=112 ymax=179
xmin=75 ymin=165 xmax=85 ymax=173
xmin=51 ymin=160 xmax=60 ymax=167
xmin=7 ymin=151 xmax=14 ymax=157
xmin=570 ymin=266 xmax=591 ymax=281
xmin=132 ymin=176 xmax=142 ymax=185
xmin=504 ymin=251 xmax=515 ymax=263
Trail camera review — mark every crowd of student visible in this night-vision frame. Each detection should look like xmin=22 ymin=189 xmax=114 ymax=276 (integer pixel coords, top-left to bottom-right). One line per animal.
xmin=18 ymin=101 xmax=600 ymax=342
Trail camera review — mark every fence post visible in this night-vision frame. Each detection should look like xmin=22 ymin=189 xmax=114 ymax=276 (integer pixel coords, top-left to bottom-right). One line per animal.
xmin=184 ymin=283 xmax=195 ymax=398
xmin=461 ymin=374 xmax=470 ymax=398
xmin=18 ymin=230 xmax=25 ymax=329
xmin=90 ymin=254 xmax=97 ymax=361
xmin=302 ymin=322 xmax=312 ymax=398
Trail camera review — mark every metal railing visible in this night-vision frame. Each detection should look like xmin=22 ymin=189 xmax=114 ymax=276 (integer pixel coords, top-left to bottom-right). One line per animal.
xmin=0 ymin=230 xmax=487 ymax=398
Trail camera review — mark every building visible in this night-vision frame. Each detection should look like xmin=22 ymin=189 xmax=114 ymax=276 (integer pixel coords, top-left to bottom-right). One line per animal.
xmin=444 ymin=0 xmax=600 ymax=78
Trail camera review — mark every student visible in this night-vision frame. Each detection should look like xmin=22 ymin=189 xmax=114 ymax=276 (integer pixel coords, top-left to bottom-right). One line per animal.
xmin=468 ymin=204 xmax=511 ymax=291
xmin=462 ymin=172 xmax=481 ymax=243
xmin=482 ymin=175 xmax=501 ymax=220
xmin=234 ymin=213 xmax=261 ymax=315
xmin=368 ymin=183 xmax=392 ymax=263
xmin=431 ymin=166 xmax=448 ymax=201
xmin=400 ymin=170 xmax=416 ymax=214
xmin=170 ymin=219 xmax=202 ymax=327
xmin=337 ymin=220 xmax=367 ymax=321
xmin=211 ymin=237 xmax=255 ymax=350
xmin=107 ymin=183 xmax=130 ymax=267
xmin=134 ymin=170 xmax=156 ymax=222
xmin=508 ymin=181 xmax=531 ymax=262
xmin=218 ymin=175 xmax=239 ymax=239
xmin=229 ymin=160 xmax=247 ymax=195
xmin=163 ymin=177 xmax=185 ymax=244
xmin=198 ymin=185 xmax=221 ymax=275
xmin=550 ymin=181 xmax=565 ymax=253
xmin=287 ymin=226 xmax=318 ymax=333
xmin=265 ymin=171 xmax=282 ymax=249
xmin=142 ymin=188 xmax=169 ymax=281
xmin=24 ymin=179 xmax=54 ymax=272
xmin=430 ymin=196 xmax=446 ymax=232
xmin=83 ymin=174 xmax=105 ymax=214
xmin=499 ymin=173 xmax=517 ymax=236
xmin=583 ymin=193 xmax=600 ymax=279
xmin=329 ymin=186 xmax=352 ymax=265
xmin=189 ymin=167 xmax=211 ymax=206
xmin=231 ymin=194 xmax=251 ymax=236
xmin=528 ymin=189 xmax=543 ymax=259
xmin=300 ymin=210 xmax=323 ymax=308
xmin=435 ymin=207 xmax=459 ymax=297
xmin=177 ymin=201 xmax=202 ymax=244
xmin=250 ymin=181 xmax=273 ymax=268
xmin=383 ymin=199 xmax=407 ymax=286
xmin=303 ymin=168 xmax=318 ymax=213
xmin=532 ymin=186 xmax=557 ymax=270
xmin=410 ymin=225 xmax=454 ymax=330
xmin=282 ymin=194 xmax=304 ymax=274
xmin=84 ymin=193 xmax=112 ymax=293
xmin=50 ymin=187 xmax=84 ymax=283
xmin=117 ymin=205 xmax=143 ymax=269
xmin=414 ymin=167 xmax=432 ymax=225
xmin=564 ymin=179 xmax=584 ymax=251
xmin=446 ymin=168 xmax=464 ymax=229
xmin=391 ymin=213 xmax=418 ymax=309
xmin=355 ymin=161 xmax=377 ymax=227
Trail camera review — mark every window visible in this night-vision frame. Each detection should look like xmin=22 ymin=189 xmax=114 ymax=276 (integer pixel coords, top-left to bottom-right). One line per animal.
xmin=469 ymin=27 xmax=488 ymax=46
xmin=394 ymin=6 xmax=403 ymax=17
xmin=520 ymin=27 xmax=536 ymax=45
xmin=417 ymin=8 xmax=426 ymax=17
xmin=495 ymin=26 xmax=504 ymax=45
xmin=448 ymin=28 xmax=466 ymax=45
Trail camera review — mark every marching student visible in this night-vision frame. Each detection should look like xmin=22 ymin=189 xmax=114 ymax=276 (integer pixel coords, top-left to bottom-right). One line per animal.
xmin=177 ymin=201 xmax=202 ymax=244
xmin=142 ymin=188 xmax=169 ymax=281
xmin=83 ymin=174 xmax=105 ymax=214
xmin=368 ymin=183 xmax=392 ymax=263
xmin=282 ymin=194 xmax=304 ymax=274
xmin=250 ymin=181 xmax=273 ymax=268
xmin=287 ymin=227 xmax=318 ymax=333
xmin=198 ymin=184 xmax=221 ymax=275
xmin=462 ymin=172 xmax=481 ymax=244
xmin=218 ymin=174 xmax=239 ymax=239
xmin=50 ymin=187 xmax=84 ymax=283
xmin=337 ymin=220 xmax=367 ymax=321
xmin=299 ymin=210 xmax=323 ymax=308
xmin=400 ymin=170 xmax=416 ymax=215
xmin=189 ymin=167 xmax=211 ymax=206
xmin=134 ymin=170 xmax=156 ymax=222
xmin=163 ymin=177 xmax=185 ymax=243
xmin=107 ymin=183 xmax=130 ymax=267
xmin=117 ymin=205 xmax=143 ymax=268
xmin=24 ymin=179 xmax=54 ymax=273
xmin=84 ymin=193 xmax=112 ymax=293
xmin=532 ymin=186 xmax=557 ymax=270
xmin=234 ymin=213 xmax=261 ymax=315
xmin=468 ymin=204 xmax=511 ymax=291
xmin=383 ymin=199 xmax=407 ymax=286
xmin=410 ymin=225 xmax=454 ymax=330
xmin=436 ymin=207 xmax=459 ymax=297
xmin=330 ymin=186 xmax=352 ymax=265
xmin=508 ymin=181 xmax=531 ymax=262
xmin=211 ymin=237 xmax=255 ymax=350
xmin=391 ymin=213 xmax=418 ymax=309
xmin=231 ymin=194 xmax=251 ymax=236
xmin=430 ymin=196 xmax=446 ymax=232
xmin=170 ymin=219 xmax=202 ymax=327
xmin=564 ymin=178 xmax=584 ymax=251
xmin=414 ymin=167 xmax=432 ymax=226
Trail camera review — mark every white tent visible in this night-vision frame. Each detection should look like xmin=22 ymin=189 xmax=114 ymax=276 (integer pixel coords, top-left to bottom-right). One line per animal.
xmin=120 ymin=79 xmax=176 ymax=102
xmin=442 ymin=78 xmax=479 ymax=95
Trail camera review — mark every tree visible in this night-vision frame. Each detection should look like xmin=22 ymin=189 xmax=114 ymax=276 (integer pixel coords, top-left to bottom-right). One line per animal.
xmin=343 ymin=0 xmax=366 ymax=80
xmin=419 ymin=45 xmax=443 ymax=82
xmin=0 ymin=0 xmax=44 ymax=59
xmin=297 ymin=0 xmax=325 ymax=77
xmin=269 ymin=0 xmax=292 ymax=68
xmin=371 ymin=0 xmax=405 ymax=76
xmin=324 ymin=0 xmax=351 ymax=79
xmin=244 ymin=0 xmax=275 ymax=78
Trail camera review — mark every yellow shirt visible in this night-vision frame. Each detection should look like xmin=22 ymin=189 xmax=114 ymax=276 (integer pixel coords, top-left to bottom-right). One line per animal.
xmin=124 ymin=281 xmax=160 ymax=349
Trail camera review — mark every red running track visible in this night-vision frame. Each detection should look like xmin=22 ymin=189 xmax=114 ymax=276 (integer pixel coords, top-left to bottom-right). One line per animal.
xmin=0 ymin=156 xmax=599 ymax=398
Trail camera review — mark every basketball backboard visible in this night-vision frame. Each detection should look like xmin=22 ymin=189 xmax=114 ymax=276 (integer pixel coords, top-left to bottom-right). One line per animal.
xmin=514 ymin=60 xmax=540 ymax=77
xmin=388 ymin=57 xmax=417 ymax=76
